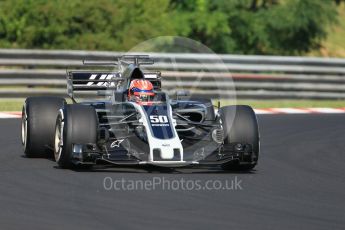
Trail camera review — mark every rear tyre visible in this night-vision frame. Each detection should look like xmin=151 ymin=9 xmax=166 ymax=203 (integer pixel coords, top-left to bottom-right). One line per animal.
xmin=220 ymin=105 xmax=259 ymax=171
xmin=22 ymin=97 xmax=66 ymax=158
xmin=54 ymin=104 xmax=98 ymax=169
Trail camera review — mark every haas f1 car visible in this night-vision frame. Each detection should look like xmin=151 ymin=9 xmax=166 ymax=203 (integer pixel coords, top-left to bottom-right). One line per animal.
xmin=21 ymin=55 xmax=259 ymax=171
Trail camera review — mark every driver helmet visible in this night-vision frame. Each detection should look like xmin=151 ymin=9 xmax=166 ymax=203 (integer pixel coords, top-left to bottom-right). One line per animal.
xmin=128 ymin=79 xmax=155 ymax=103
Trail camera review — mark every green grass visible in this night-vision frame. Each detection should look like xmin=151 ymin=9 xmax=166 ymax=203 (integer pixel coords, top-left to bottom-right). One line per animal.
xmin=217 ymin=100 xmax=345 ymax=109
xmin=1 ymin=99 xmax=345 ymax=111
xmin=0 ymin=99 xmax=24 ymax=111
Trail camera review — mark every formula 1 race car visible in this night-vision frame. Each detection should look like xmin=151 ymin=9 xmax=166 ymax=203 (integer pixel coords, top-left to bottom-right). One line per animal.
xmin=21 ymin=55 xmax=259 ymax=171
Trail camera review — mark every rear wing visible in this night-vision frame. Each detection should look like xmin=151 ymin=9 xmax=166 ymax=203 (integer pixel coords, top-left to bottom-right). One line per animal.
xmin=67 ymin=71 xmax=161 ymax=99
xmin=82 ymin=55 xmax=154 ymax=66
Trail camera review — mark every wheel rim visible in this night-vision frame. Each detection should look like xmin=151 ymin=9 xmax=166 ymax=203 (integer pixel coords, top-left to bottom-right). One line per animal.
xmin=54 ymin=116 xmax=64 ymax=162
xmin=21 ymin=106 xmax=27 ymax=150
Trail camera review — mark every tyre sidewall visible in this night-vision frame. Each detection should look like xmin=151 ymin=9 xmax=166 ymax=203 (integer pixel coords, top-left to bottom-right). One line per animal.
xmin=55 ymin=109 xmax=73 ymax=168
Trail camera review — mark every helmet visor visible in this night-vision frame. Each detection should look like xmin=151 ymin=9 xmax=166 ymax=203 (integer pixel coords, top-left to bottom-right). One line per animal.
xmin=137 ymin=94 xmax=154 ymax=102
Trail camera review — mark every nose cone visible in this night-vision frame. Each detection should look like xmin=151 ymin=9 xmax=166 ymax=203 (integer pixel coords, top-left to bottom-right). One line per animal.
xmin=160 ymin=144 xmax=175 ymax=159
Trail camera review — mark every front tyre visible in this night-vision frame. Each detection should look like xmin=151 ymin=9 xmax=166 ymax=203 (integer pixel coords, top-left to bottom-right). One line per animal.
xmin=220 ymin=105 xmax=259 ymax=171
xmin=54 ymin=104 xmax=98 ymax=169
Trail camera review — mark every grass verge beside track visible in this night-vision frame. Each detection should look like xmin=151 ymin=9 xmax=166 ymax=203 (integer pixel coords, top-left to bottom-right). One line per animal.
xmin=218 ymin=100 xmax=345 ymax=109
xmin=0 ymin=99 xmax=25 ymax=111
xmin=1 ymin=99 xmax=345 ymax=111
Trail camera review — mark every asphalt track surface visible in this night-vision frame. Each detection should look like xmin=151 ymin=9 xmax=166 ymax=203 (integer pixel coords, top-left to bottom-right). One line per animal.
xmin=1 ymin=115 xmax=345 ymax=230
